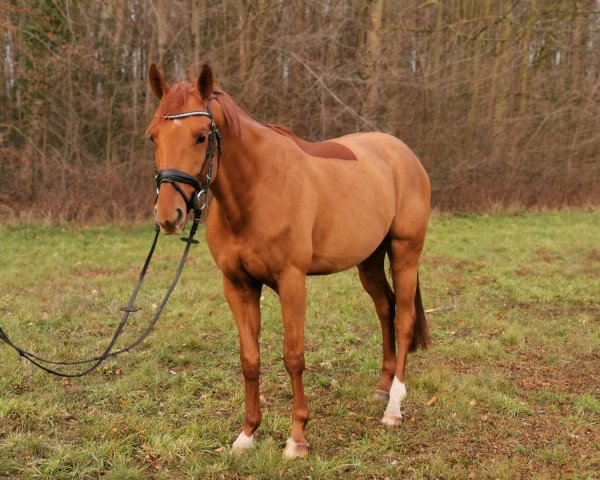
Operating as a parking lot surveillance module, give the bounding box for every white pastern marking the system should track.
[173,119,182,126]
[232,431,254,451]
[384,376,406,419]
[283,437,309,459]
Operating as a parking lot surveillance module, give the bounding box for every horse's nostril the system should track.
[175,208,183,223]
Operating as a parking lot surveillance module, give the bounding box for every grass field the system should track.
[0,211,598,479]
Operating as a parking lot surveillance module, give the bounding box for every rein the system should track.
[0,102,221,377]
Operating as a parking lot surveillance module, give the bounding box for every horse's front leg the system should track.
[278,268,310,458]
[223,275,263,452]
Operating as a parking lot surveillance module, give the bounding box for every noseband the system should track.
[155,100,222,219]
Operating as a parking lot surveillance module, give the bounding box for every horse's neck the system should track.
[210,120,271,225]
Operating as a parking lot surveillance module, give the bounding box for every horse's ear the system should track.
[149,63,169,99]
[197,64,214,100]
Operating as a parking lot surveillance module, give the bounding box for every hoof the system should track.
[282,438,309,459]
[372,389,390,401]
[231,432,254,454]
[381,413,403,426]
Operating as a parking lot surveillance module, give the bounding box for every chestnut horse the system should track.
[147,64,430,458]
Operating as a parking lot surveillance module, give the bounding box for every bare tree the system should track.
[0,0,598,220]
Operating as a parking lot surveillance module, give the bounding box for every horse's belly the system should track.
[308,251,375,275]
[308,214,390,274]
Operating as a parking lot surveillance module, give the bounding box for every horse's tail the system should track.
[409,273,430,352]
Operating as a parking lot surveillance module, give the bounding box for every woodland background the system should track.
[0,0,599,221]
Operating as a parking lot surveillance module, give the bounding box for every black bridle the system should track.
[0,100,221,377]
[155,101,222,222]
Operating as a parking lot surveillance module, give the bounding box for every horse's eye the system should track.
[196,134,206,144]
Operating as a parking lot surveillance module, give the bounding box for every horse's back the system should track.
[332,132,426,178]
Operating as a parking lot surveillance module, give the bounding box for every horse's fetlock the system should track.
[382,359,396,376]
[294,406,310,426]
[246,411,262,432]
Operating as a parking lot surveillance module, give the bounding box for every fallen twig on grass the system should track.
[425,297,458,314]
[425,305,455,314]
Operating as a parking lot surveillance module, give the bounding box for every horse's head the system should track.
[147,64,218,234]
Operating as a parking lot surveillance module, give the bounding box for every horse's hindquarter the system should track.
[308,132,427,274]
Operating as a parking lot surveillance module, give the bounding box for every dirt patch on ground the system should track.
[585,248,600,263]
[534,248,556,263]
[71,267,121,278]
[497,350,600,397]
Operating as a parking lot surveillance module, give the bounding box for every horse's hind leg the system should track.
[382,234,428,426]
[357,240,396,399]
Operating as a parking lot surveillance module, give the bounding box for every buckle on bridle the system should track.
[195,189,208,210]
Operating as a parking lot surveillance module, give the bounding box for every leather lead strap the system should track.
[0,102,221,377]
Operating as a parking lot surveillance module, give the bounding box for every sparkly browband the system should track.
[163,111,212,120]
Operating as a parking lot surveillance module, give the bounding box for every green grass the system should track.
[1,211,599,479]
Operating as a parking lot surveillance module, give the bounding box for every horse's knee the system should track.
[283,351,305,375]
[240,355,260,380]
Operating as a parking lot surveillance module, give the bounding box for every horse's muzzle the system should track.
[155,206,185,234]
